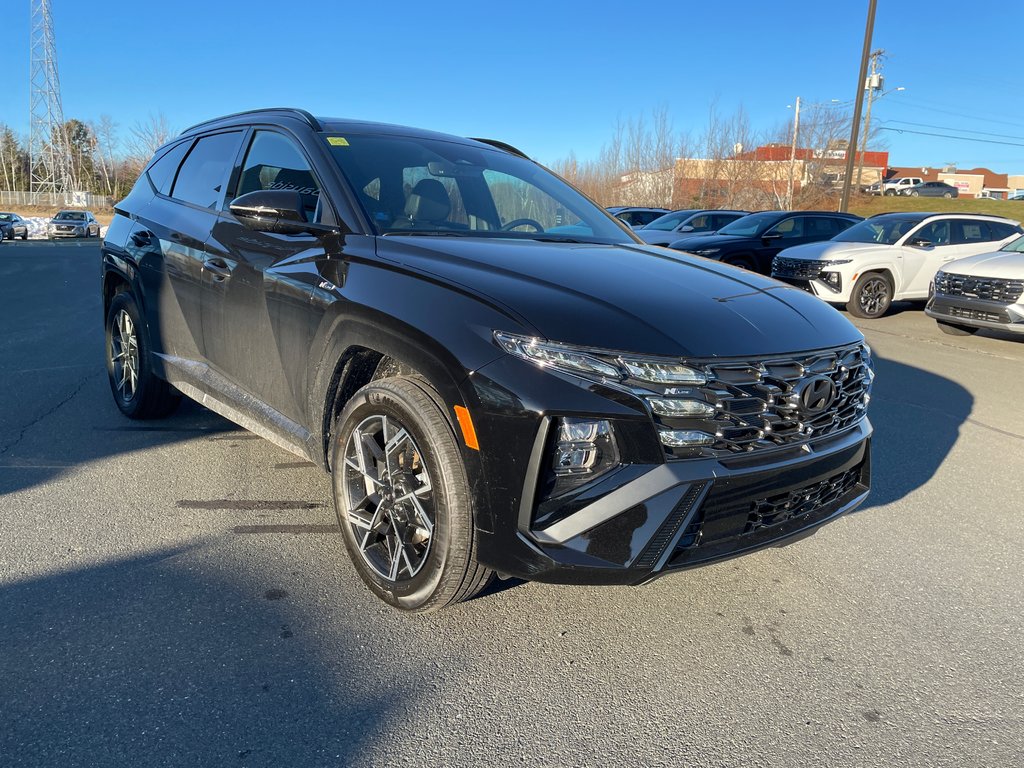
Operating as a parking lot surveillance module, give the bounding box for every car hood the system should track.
[377,236,862,358]
[669,233,751,252]
[942,249,1024,279]
[639,230,707,246]
[776,241,888,261]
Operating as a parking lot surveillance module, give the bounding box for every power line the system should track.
[884,97,1024,131]
[879,120,1024,142]
[877,126,1024,148]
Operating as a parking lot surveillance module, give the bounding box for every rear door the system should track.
[130,131,244,367]
[201,128,333,424]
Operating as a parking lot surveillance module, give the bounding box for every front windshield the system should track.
[833,217,920,245]
[643,210,698,231]
[56,212,86,221]
[1001,235,1024,252]
[324,133,633,243]
[716,212,780,237]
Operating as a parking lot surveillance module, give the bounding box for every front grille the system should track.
[746,468,860,533]
[946,305,1009,324]
[772,257,824,280]
[650,343,872,459]
[935,272,1024,305]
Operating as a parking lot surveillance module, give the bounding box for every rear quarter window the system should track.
[146,140,192,196]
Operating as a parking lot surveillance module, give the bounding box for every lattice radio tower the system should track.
[29,0,71,196]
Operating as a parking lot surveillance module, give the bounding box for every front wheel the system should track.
[847,272,893,319]
[723,255,756,271]
[331,376,493,612]
[105,291,180,418]
[21,231,28,240]
[937,320,978,336]
[885,189,896,196]
[910,191,920,197]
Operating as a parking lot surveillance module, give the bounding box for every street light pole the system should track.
[787,96,801,209]
[838,0,878,213]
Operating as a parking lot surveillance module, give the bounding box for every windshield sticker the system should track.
[327,137,349,146]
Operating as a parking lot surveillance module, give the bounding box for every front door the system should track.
[201,129,332,425]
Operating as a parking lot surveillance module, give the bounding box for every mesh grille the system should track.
[745,468,861,533]
[652,343,872,458]
[772,257,825,280]
[935,273,1024,305]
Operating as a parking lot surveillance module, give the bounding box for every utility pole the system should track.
[855,49,884,192]
[839,0,877,213]
[787,96,801,209]
[29,0,72,199]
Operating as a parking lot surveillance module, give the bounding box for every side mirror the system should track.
[677,225,695,233]
[230,189,318,235]
[761,232,783,240]
[908,237,932,248]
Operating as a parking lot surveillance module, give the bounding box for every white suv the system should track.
[925,235,1024,336]
[771,213,1023,318]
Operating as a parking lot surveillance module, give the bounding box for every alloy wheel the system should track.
[110,309,139,401]
[340,414,434,582]
[859,277,890,317]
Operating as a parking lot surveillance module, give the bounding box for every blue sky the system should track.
[2,0,1022,172]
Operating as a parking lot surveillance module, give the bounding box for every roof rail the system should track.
[469,137,529,159]
[180,108,322,136]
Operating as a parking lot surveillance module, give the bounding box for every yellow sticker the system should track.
[327,136,349,146]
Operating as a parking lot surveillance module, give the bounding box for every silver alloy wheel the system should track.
[110,309,139,401]
[340,414,434,581]
[859,277,890,317]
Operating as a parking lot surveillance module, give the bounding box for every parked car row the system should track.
[0,209,101,241]
[865,177,960,198]
[624,204,1024,336]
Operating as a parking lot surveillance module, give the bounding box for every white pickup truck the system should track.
[868,176,923,196]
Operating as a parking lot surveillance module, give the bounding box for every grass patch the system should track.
[848,195,1024,220]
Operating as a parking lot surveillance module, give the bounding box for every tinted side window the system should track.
[146,140,191,196]
[989,221,1021,240]
[713,213,741,229]
[915,220,952,245]
[688,214,712,231]
[171,131,243,210]
[951,219,990,245]
[236,131,321,222]
[768,217,804,238]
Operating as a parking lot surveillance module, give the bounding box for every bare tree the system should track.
[92,115,120,196]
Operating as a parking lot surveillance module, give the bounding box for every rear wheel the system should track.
[331,376,493,612]
[847,272,893,319]
[936,320,978,336]
[105,291,180,418]
[943,192,952,199]
[723,255,756,271]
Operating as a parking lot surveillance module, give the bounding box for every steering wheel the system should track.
[500,218,544,232]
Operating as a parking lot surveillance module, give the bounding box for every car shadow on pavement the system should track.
[0,548,404,767]
[859,353,972,509]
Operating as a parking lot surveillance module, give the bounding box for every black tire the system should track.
[885,189,896,196]
[847,272,893,319]
[910,191,920,197]
[723,255,756,271]
[937,320,978,336]
[330,376,493,613]
[21,231,28,240]
[105,291,180,419]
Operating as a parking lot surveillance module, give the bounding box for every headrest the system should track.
[404,178,450,223]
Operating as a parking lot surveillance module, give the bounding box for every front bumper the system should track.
[475,411,872,586]
[926,294,1024,334]
[772,259,856,303]
[49,226,86,237]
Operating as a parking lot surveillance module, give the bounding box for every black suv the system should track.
[668,210,863,273]
[102,109,874,612]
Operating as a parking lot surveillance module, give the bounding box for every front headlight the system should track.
[691,248,721,256]
[494,331,707,386]
[816,258,853,266]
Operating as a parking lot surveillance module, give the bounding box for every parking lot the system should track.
[1,241,1022,767]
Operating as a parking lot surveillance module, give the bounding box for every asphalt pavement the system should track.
[1,241,1022,767]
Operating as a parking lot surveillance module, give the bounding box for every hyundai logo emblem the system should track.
[795,375,837,417]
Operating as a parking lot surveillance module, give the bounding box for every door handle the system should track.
[204,257,232,280]
[130,231,153,247]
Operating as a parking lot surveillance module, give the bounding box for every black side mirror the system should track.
[908,237,933,248]
[230,189,326,235]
